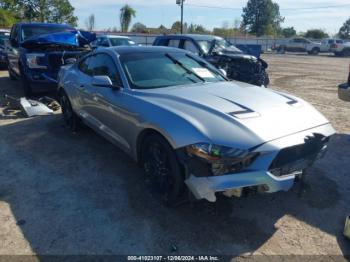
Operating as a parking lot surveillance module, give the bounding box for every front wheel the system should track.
[141,134,184,206]
[59,90,80,132]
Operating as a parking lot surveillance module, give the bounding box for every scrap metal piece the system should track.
[19,97,53,117]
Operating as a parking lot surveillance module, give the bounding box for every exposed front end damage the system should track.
[181,124,334,202]
[20,30,95,91]
[207,54,269,87]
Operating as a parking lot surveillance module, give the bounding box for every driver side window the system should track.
[88,54,123,87]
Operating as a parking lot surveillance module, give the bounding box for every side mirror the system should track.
[91,75,119,90]
[219,69,227,77]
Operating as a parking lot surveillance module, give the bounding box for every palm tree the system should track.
[120,4,136,33]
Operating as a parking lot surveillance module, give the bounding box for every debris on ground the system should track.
[4,94,54,117]
[38,96,61,111]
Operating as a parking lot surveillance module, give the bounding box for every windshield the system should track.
[197,39,242,54]
[21,25,73,42]
[109,38,135,46]
[120,52,226,89]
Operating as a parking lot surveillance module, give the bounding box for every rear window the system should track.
[21,25,73,42]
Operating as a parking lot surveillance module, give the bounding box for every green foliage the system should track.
[339,18,350,40]
[0,8,15,27]
[120,4,136,33]
[281,27,296,38]
[131,22,147,33]
[304,29,329,39]
[241,0,284,36]
[188,23,209,34]
[0,0,78,26]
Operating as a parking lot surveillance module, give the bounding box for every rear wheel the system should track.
[59,90,79,132]
[141,134,184,206]
[310,48,320,55]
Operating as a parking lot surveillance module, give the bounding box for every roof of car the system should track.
[97,34,131,39]
[157,34,223,41]
[109,46,186,55]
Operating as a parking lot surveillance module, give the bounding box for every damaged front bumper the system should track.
[184,123,335,202]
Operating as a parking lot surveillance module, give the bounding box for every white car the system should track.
[91,35,136,48]
[320,39,344,53]
[330,41,350,57]
[0,29,10,37]
[276,38,322,55]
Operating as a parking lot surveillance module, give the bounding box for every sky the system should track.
[70,0,350,35]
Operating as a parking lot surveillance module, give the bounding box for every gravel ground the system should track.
[0,53,349,259]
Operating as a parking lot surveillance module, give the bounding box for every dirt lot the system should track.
[0,53,349,259]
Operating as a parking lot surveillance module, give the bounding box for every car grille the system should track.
[269,133,330,177]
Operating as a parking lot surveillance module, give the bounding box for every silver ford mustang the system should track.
[58,46,335,205]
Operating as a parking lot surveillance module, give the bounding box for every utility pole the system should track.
[176,0,185,34]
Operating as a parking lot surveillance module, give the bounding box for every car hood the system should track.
[137,81,331,149]
[21,30,96,49]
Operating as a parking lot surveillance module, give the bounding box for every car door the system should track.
[82,53,132,151]
[7,25,20,75]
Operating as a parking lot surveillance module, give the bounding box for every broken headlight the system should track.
[185,143,259,176]
[26,53,47,69]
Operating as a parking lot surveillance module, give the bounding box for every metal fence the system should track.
[100,32,288,51]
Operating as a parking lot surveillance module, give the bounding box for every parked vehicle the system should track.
[275,38,322,55]
[0,37,9,68]
[58,46,335,206]
[91,35,136,48]
[338,64,350,102]
[0,29,10,37]
[153,34,269,87]
[7,22,95,96]
[321,38,344,53]
[330,41,350,57]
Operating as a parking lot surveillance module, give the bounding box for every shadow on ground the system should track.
[0,74,349,258]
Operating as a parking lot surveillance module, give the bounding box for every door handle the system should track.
[77,85,85,91]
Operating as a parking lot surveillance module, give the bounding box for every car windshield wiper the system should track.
[165,53,206,83]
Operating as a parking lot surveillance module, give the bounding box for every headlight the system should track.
[186,143,259,176]
[26,53,47,69]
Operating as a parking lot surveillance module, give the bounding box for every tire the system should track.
[342,49,350,57]
[19,66,32,97]
[8,65,16,81]
[59,90,80,132]
[141,134,184,206]
[310,48,320,55]
[263,70,270,87]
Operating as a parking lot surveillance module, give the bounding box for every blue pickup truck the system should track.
[7,22,95,96]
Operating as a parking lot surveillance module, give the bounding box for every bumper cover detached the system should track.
[185,123,335,202]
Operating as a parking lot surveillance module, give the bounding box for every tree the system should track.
[339,18,350,40]
[304,29,329,39]
[171,21,187,33]
[120,4,136,33]
[0,0,78,26]
[281,27,296,38]
[85,14,95,31]
[241,0,284,36]
[0,8,16,27]
[131,22,147,33]
[187,23,208,34]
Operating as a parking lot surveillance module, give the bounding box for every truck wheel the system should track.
[310,48,320,55]
[141,134,184,207]
[59,90,80,132]
[21,74,32,97]
[342,49,350,57]
[263,71,270,87]
[8,65,16,81]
